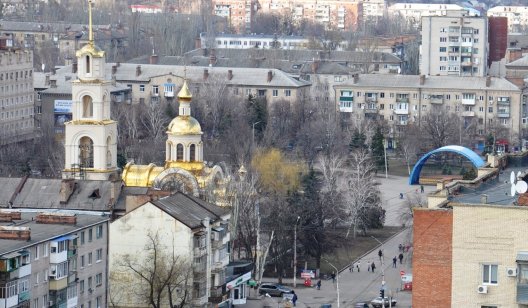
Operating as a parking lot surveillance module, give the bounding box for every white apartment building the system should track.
[420,11,488,77]
[361,0,386,19]
[388,3,468,24]
[487,6,528,33]
[0,37,35,145]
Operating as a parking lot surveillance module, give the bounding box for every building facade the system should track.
[361,0,386,19]
[420,11,488,77]
[334,74,523,146]
[0,37,35,145]
[388,3,467,24]
[213,0,257,33]
[109,193,231,308]
[488,6,528,33]
[0,211,109,308]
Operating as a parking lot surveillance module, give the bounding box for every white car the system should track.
[370,297,397,308]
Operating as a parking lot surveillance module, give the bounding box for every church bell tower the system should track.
[63,0,117,180]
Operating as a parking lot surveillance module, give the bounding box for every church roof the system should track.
[150,192,229,229]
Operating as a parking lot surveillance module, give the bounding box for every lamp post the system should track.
[371,236,386,308]
[293,216,300,287]
[322,258,339,308]
[252,121,261,148]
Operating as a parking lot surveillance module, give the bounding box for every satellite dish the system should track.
[516,181,528,194]
[518,171,522,179]
[511,184,517,197]
[510,171,516,184]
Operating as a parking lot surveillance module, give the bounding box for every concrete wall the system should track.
[412,208,453,308]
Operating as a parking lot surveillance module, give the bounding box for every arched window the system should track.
[82,95,93,118]
[86,55,91,74]
[106,137,112,167]
[79,136,94,168]
[189,144,196,162]
[176,144,184,160]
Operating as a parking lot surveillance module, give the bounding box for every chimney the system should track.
[196,37,202,50]
[136,65,141,77]
[227,70,233,80]
[353,74,359,84]
[481,194,488,204]
[0,226,30,241]
[311,59,320,73]
[0,211,21,222]
[36,213,77,224]
[149,54,158,64]
[267,70,273,82]
[112,65,117,75]
[203,69,209,80]
[72,62,78,74]
[209,49,217,66]
[508,48,522,63]
[419,74,425,85]
[486,76,491,87]
[59,179,76,204]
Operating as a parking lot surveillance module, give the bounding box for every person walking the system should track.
[316,279,321,290]
[398,243,403,252]
[420,185,424,193]
[392,256,397,268]
[331,272,336,283]
[367,260,370,272]
[378,249,383,261]
[399,253,404,264]
[356,260,361,272]
[371,262,376,273]
[292,291,298,307]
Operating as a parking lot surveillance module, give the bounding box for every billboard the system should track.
[54,100,73,113]
[54,100,73,133]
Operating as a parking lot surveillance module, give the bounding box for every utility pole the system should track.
[371,236,386,308]
[323,258,339,308]
[383,139,388,179]
[293,216,300,287]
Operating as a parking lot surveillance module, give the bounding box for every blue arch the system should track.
[409,145,485,185]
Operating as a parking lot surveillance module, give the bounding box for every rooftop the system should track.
[0,211,108,256]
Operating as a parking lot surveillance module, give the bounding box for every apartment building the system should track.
[334,74,522,145]
[0,211,109,308]
[388,3,467,24]
[0,36,35,145]
[361,0,386,19]
[421,11,489,77]
[109,192,232,308]
[213,0,257,33]
[488,6,528,33]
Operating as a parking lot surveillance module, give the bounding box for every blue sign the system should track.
[54,100,73,113]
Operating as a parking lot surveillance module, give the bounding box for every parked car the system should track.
[354,302,369,308]
[258,283,294,297]
[370,297,397,308]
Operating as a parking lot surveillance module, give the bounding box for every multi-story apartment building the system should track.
[0,210,109,308]
[420,11,489,77]
[109,192,232,307]
[388,3,468,24]
[213,0,257,33]
[360,0,386,19]
[488,6,528,33]
[334,74,522,145]
[0,36,35,145]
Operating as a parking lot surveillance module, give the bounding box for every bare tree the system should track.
[422,105,459,149]
[397,124,421,175]
[111,232,192,308]
[141,101,169,141]
[400,192,427,228]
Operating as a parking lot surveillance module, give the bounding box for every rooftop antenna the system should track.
[510,171,528,196]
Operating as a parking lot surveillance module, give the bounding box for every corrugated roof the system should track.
[517,252,528,262]
[337,74,521,91]
[506,55,528,68]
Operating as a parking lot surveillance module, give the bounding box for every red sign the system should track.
[400,270,405,277]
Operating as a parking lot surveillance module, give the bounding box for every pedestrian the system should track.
[406,244,410,252]
[399,192,403,199]
[350,263,353,272]
[378,249,383,261]
[420,185,424,193]
[316,279,321,290]
[367,260,370,272]
[398,243,403,252]
[356,260,361,272]
[292,291,298,307]
[392,256,397,268]
[399,253,404,264]
[331,272,336,283]
[371,262,376,273]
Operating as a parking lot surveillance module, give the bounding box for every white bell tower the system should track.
[63,0,117,180]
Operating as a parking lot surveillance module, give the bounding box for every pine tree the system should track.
[349,129,367,151]
[370,127,386,171]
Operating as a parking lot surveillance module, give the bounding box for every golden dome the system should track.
[167,116,202,135]
[178,80,192,101]
[76,43,105,58]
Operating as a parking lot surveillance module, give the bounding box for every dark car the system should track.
[258,283,294,297]
[370,297,397,308]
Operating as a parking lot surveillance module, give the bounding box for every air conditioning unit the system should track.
[477,285,488,294]
[507,267,518,277]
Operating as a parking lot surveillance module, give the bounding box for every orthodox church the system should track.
[62,2,225,198]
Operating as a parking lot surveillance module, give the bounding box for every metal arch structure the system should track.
[409,145,486,185]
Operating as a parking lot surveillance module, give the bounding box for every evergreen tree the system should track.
[247,94,268,143]
[370,127,386,171]
[349,129,367,151]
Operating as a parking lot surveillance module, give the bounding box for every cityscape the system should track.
[1,0,528,307]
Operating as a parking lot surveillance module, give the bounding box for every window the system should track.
[80,280,85,293]
[81,255,85,268]
[81,231,85,244]
[85,56,91,74]
[488,107,493,113]
[440,37,447,42]
[257,90,266,97]
[389,104,394,110]
[33,298,38,308]
[380,104,384,110]
[82,95,93,118]
[272,89,278,97]
[96,225,103,239]
[43,270,48,281]
[96,273,102,286]
[284,90,291,97]
[96,249,103,262]
[176,144,183,160]
[440,66,446,71]
[88,252,93,265]
[88,229,93,242]
[139,85,145,92]
[482,264,498,285]
[190,144,196,162]
[500,119,508,125]
[389,115,394,121]
[439,47,447,52]
[479,107,484,112]
[380,93,385,98]
[43,243,48,257]
[34,245,39,260]
[88,277,93,288]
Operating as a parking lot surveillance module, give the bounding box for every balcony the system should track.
[394,108,409,115]
[397,120,408,125]
[461,111,475,117]
[18,290,30,302]
[498,112,510,118]
[193,246,207,257]
[49,277,68,291]
[50,251,67,264]
[339,101,353,113]
[462,98,476,105]
[460,61,472,66]
[67,249,77,259]
[364,107,378,114]
[193,263,206,274]
[498,97,511,104]
[18,264,31,278]
[430,96,444,104]
[461,41,473,47]
[164,91,174,98]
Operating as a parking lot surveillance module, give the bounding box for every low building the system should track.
[333,74,523,147]
[109,192,231,308]
[0,210,109,308]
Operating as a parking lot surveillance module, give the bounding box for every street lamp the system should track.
[322,258,340,308]
[371,236,386,308]
[293,216,300,288]
[252,121,261,148]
